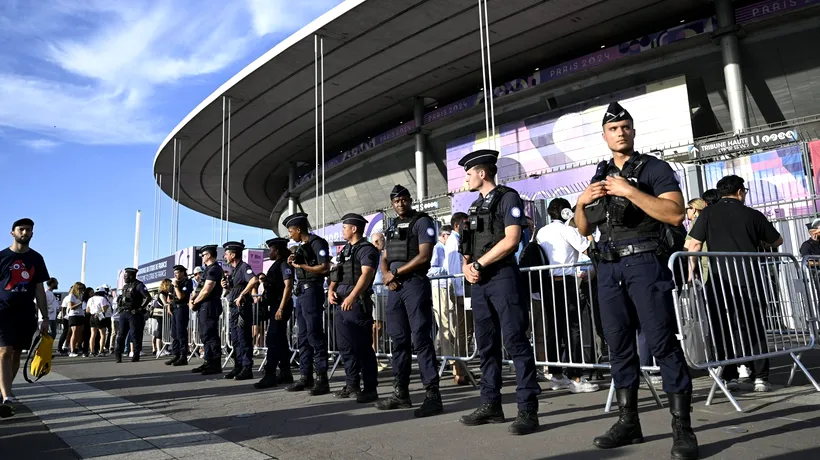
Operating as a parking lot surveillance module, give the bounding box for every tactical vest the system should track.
[337,241,376,286]
[173,279,191,307]
[466,186,518,265]
[294,234,325,282]
[229,261,253,302]
[264,260,287,306]
[120,281,145,312]
[385,211,430,266]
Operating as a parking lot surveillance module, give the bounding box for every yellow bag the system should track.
[24,332,54,383]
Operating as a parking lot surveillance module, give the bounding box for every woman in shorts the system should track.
[86,286,111,357]
[63,282,86,357]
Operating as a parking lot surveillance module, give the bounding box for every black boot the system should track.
[460,403,505,426]
[201,360,223,375]
[115,353,122,364]
[254,368,279,389]
[356,389,379,404]
[173,357,188,366]
[286,374,314,392]
[131,354,140,363]
[224,367,241,380]
[334,385,361,399]
[234,366,254,381]
[414,384,443,418]
[277,368,294,384]
[669,393,699,460]
[593,388,644,449]
[191,362,207,373]
[375,381,412,410]
[309,372,331,396]
[508,409,539,436]
[165,355,179,366]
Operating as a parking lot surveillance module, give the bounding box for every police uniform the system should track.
[166,265,193,366]
[585,102,697,459]
[223,241,257,381]
[115,268,151,363]
[376,185,443,417]
[456,150,541,436]
[282,212,331,395]
[254,238,296,389]
[191,245,225,375]
[329,214,380,403]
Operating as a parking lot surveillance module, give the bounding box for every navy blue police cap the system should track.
[199,244,218,255]
[222,241,245,252]
[124,267,138,274]
[390,185,411,200]
[11,218,34,230]
[282,212,310,229]
[266,237,289,247]
[602,101,633,125]
[341,213,368,228]
[172,265,187,272]
[458,149,499,171]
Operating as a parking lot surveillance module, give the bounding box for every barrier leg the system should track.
[258,356,267,373]
[707,367,743,412]
[604,379,616,413]
[641,371,664,408]
[438,359,447,378]
[155,343,170,360]
[787,356,798,388]
[706,366,721,406]
[289,349,298,364]
[790,352,820,391]
[328,353,342,379]
[222,348,235,369]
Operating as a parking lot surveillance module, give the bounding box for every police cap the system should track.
[266,237,289,248]
[602,101,633,126]
[282,212,310,229]
[457,149,499,171]
[172,265,187,272]
[341,213,368,229]
[390,185,411,200]
[124,267,138,274]
[199,244,218,256]
[11,218,34,230]
[222,241,245,252]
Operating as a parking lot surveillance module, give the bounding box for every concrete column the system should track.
[715,0,749,133]
[414,97,427,201]
[288,162,297,216]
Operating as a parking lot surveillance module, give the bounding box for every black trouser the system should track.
[544,276,583,379]
[116,311,145,356]
[58,318,70,351]
[82,313,92,354]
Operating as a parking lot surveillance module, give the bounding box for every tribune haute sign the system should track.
[690,128,799,158]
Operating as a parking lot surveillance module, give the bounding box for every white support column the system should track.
[414,97,427,201]
[288,162,297,216]
[715,0,749,133]
[226,98,232,241]
[220,96,226,244]
[80,241,87,284]
[134,210,141,268]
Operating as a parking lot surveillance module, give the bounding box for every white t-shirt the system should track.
[87,296,111,318]
[47,290,59,320]
[535,221,590,276]
[63,294,85,317]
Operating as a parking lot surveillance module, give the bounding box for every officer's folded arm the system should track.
[476,224,522,267]
[394,243,433,277]
[192,280,216,306]
[296,262,330,275]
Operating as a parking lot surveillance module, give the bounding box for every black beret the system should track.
[266,237,289,247]
[222,241,245,252]
[11,218,34,230]
[602,101,633,125]
[172,265,187,272]
[457,149,499,171]
[390,185,411,199]
[341,213,368,228]
[282,212,310,228]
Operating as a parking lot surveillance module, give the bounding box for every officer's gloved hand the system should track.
[238,315,246,329]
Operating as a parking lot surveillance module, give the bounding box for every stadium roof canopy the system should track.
[154,0,713,229]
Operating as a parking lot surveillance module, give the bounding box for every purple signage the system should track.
[736,0,820,23]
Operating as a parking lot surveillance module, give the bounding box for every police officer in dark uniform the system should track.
[377,185,443,418]
[165,265,193,366]
[327,213,380,404]
[456,150,541,435]
[115,268,151,363]
[189,245,225,376]
[575,102,698,460]
[254,237,296,389]
[222,241,259,381]
[282,213,331,396]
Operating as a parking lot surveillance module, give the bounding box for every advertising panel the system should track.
[137,255,175,285]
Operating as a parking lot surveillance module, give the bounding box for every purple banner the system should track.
[736,0,820,23]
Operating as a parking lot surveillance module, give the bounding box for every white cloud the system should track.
[0,0,343,146]
[19,138,61,151]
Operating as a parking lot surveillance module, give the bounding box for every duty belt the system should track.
[297,281,324,290]
[600,241,659,262]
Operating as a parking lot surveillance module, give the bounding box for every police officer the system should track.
[327,213,380,404]
[377,185,443,417]
[282,213,331,396]
[189,245,225,376]
[575,102,698,459]
[254,237,296,389]
[165,265,193,367]
[455,150,541,435]
[221,241,259,381]
[115,268,152,363]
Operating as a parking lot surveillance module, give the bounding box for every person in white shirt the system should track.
[40,278,59,339]
[534,198,599,393]
[63,282,86,357]
[370,232,388,369]
[86,287,111,356]
[444,213,472,384]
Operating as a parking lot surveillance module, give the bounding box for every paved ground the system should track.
[3,351,820,459]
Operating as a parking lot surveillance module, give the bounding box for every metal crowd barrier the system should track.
[669,251,820,412]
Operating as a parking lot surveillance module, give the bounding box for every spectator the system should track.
[63,282,86,357]
[370,232,387,368]
[254,273,267,354]
[701,188,720,206]
[81,287,94,357]
[684,198,709,284]
[86,286,111,356]
[686,174,782,392]
[109,288,120,353]
[799,218,820,257]
[44,278,59,338]
[444,212,472,384]
[153,279,172,356]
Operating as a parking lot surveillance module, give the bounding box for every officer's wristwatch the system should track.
[472,261,483,272]
[391,268,399,278]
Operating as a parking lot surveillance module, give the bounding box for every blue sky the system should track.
[0,0,343,289]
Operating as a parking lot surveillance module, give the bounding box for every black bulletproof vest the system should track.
[385,211,429,267]
[264,259,287,305]
[294,234,325,282]
[598,153,664,243]
[173,279,192,306]
[120,281,145,311]
[338,241,376,286]
[468,185,517,265]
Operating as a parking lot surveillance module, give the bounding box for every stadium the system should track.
[151,0,820,263]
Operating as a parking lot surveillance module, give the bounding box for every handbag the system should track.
[24,332,54,383]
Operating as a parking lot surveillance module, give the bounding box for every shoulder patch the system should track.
[284,268,292,275]
[426,227,435,237]
[318,249,327,257]
[511,207,522,218]
[246,269,253,275]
